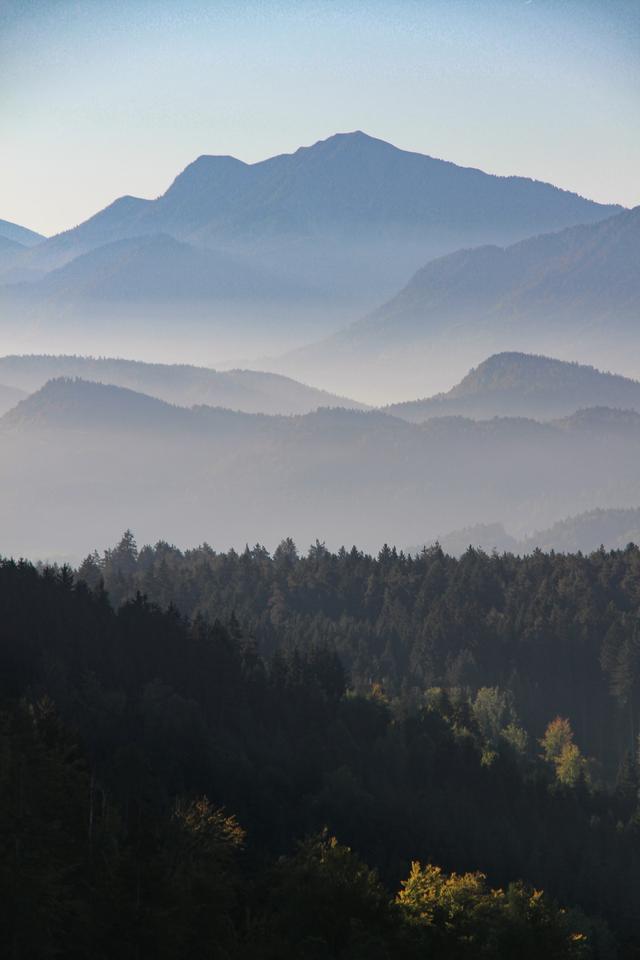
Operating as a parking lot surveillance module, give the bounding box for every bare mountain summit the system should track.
[2,132,620,311]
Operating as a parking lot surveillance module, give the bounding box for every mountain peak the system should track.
[294,129,406,160]
[311,130,387,147]
[0,377,187,433]
[452,353,639,399]
[13,132,624,317]
[384,352,640,423]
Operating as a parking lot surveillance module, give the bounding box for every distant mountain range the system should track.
[386,352,640,421]
[0,132,622,363]
[7,234,303,306]
[282,205,640,398]
[8,133,618,278]
[0,355,364,416]
[432,507,640,557]
[2,376,639,559]
[8,350,638,422]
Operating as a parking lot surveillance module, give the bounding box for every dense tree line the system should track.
[79,534,640,777]
[1,554,639,956]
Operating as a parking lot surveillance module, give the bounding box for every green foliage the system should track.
[161,798,245,957]
[472,686,528,762]
[82,535,640,783]
[251,833,396,959]
[0,699,93,958]
[0,553,639,956]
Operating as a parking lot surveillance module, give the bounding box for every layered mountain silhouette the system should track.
[0,354,363,415]
[1,133,621,333]
[284,205,640,398]
[5,234,303,306]
[386,352,640,421]
[433,507,640,557]
[363,205,639,339]
[0,218,45,247]
[2,376,639,558]
[0,235,29,274]
[0,218,46,275]
[0,377,196,433]
[523,508,640,553]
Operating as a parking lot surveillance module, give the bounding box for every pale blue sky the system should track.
[1,0,638,236]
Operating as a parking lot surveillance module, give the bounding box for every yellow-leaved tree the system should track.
[397,861,593,958]
[540,716,590,787]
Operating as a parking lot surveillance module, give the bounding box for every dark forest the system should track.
[2,537,639,957]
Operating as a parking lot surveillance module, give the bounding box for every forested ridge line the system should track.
[1,551,639,957]
[79,534,640,778]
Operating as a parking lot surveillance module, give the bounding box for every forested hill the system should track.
[0,354,363,415]
[80,535,640,781]
[1,551,638,957]
[386,353,640,422]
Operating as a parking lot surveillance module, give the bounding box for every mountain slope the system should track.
[386,353,640,422]
[0,377,194,433]
[0,218,45,247]
[0,383,26,417]
[6,233,299,304]
[0,235,28,273]
[283,206,640,399]
[362,205,640,340]
[0,355,365,415]
[523,508,640,553]
[0,377,275,442]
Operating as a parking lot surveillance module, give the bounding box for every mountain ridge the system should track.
[0,354,365,416]
[386,352,640,421]
[281,206,640,399]
[5,373,639,440]
[0,218,45,247]
[3,132,621,307]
